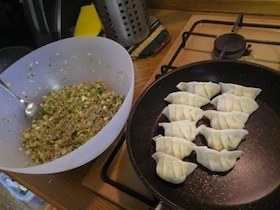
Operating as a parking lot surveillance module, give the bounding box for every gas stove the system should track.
[157,13,280,77]
[82,13,280,209]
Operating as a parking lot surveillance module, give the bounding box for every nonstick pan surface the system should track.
[126,60,280,209]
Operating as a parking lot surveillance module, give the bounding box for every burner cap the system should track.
[213,33,246,59]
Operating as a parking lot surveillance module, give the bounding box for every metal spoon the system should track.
[0,79,41,118]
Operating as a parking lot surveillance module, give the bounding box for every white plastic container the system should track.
[0,173,45,204]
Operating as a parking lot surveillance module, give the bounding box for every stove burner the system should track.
[156,14,280,78]
[213,33,246,59]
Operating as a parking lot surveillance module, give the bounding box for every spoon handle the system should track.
[0,79,26,105]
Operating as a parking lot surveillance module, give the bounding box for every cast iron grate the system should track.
[156,13,280,79]
[101,134,158,208]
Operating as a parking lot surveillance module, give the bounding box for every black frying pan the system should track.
[126,60,280,209]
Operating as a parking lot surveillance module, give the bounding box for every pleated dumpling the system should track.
[219,82,262,99]
[158,120,198,141]
[194,146,242,172]
[162,104,204,122]
[203,110,249,130]
[197,125,248,151]
[211,93,259,115]
[176,81,221,99]
[164,91,210,107]
[152,152,198,184]
[152,135,197,159]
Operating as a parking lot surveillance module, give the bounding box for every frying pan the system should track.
[126,60,280,209]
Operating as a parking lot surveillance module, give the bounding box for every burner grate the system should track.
[156,13,280,78]
[101,134,158,207]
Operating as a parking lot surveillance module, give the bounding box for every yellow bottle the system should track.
[74,4,102,37]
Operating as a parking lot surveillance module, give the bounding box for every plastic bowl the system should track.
[0,36,134,174]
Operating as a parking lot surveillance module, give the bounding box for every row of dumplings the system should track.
[152,81,262,184]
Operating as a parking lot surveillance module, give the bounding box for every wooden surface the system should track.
[2,9,195,210]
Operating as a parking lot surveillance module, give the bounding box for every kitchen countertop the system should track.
[2,9,196,210]
[2,9,278,210]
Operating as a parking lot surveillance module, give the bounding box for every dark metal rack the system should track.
[157,13,280,78]
[101,134,158,207]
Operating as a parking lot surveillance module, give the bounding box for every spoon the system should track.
[0,79,41,118]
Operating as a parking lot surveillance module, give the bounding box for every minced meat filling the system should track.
[22,81,124,164]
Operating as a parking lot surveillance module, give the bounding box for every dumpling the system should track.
[197,125,248,151]
[164,91,210,107]
[158,120,198,141]
[152,152,198,184]
[162,104,204,122]
[194,146,242,172]
[210,93,259,115]
[152,135,197,159]
[219,82,262,99]
[203,110,249,130]
[176,81,221,99]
